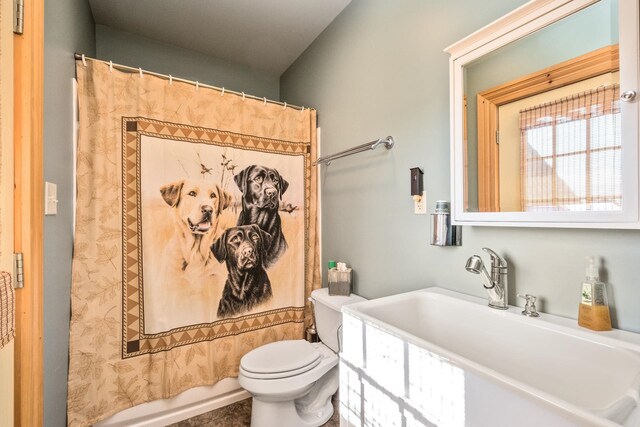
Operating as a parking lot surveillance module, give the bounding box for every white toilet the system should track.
[238,288,365,427]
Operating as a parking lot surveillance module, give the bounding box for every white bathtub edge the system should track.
[95,378,250,427]
[153,388,250,427]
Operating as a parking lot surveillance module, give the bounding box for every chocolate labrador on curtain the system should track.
[234,165,289,268]
[211,224,273,318]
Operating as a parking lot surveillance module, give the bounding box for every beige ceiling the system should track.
[89,0,352,76]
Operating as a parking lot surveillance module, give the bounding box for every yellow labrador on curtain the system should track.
[158,179,233,277]
[143,179,233,331]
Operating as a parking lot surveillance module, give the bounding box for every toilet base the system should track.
[250,396,334,427]
[248,366,339,427]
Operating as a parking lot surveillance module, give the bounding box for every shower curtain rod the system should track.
[313,136,395,166]
[73,53,310,112]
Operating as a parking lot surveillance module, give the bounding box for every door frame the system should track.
[14,0,45,424]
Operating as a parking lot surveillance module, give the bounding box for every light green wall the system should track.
[96,25,280,100]
[464,0,619,209]
[281,0,640,333]
[44,0,95,425]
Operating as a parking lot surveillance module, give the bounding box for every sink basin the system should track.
[341,287,640,426]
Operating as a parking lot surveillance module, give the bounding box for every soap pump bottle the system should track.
[578,256,611,331]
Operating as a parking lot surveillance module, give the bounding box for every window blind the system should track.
[519,84,621,212]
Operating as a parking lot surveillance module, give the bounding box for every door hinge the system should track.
[14,253,24,289]
[14,0,24,35]
[496,130,500,145]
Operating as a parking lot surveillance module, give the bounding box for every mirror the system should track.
[446,0,639,227]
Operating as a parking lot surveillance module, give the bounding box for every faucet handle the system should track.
[482,247,507,267]
[517,294,540,317]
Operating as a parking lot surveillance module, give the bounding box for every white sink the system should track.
[341,287,640,426]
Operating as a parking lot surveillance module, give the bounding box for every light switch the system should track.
[45,182,58,215]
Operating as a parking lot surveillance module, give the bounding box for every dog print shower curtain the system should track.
[67,61,320,426]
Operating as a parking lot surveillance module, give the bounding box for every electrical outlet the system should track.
[414,191,427,214]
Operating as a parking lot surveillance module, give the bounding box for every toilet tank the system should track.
[310,288,365,352]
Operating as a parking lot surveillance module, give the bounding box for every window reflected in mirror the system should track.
[463,0,620,213]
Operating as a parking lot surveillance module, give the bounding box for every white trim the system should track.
[446,0,640,228]
[317,127,323,284]
[72,78,78,239]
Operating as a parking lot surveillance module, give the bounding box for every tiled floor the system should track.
[170,394,340,427]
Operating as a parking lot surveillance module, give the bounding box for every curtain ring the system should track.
[221,87,225,96]
[242,92,246,101]
[283,102,287,111]
[81,54,87,66]
[263,97,267,106]
[169,75,173,85]
[196,81,199,91]
[139,67,143,78]
[109,60,113,72]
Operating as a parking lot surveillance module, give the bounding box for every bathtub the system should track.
[94,378,249,426]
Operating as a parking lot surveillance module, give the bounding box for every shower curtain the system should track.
[67,60,319,426]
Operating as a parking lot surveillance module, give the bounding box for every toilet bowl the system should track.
[238,289,365,427]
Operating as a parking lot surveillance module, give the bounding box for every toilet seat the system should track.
[240,340,321,379]
[239,342,339,400]
[241,357,322,380]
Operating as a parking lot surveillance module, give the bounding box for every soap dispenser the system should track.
[578,256,611,331]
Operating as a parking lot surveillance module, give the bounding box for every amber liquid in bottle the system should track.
[578,281,611,331]
[578,303,611,331]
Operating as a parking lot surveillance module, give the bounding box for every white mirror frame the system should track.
[445,0,640,228]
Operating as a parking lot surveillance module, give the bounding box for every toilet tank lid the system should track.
[310,288,366,312]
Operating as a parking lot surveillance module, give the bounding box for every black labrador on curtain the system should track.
[234,165,289,268]
[211,224,273,318]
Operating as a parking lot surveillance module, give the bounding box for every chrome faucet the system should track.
[465,248,508,310]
